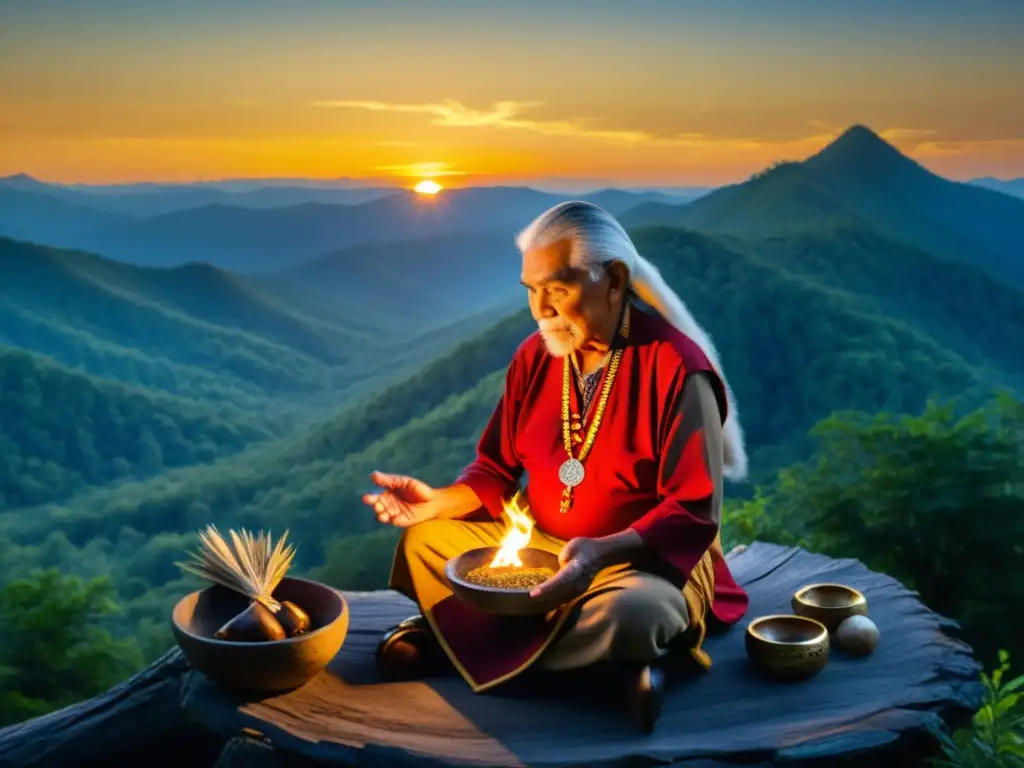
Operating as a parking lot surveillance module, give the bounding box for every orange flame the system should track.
[489,492,534,568]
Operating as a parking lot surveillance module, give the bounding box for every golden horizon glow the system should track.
[2,5,1021,185]
[3,118,1022,187]
[413,179,442,195]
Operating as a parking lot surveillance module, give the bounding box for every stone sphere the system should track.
[836,614,879,656]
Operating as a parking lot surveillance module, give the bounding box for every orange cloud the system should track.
[312,98,653,144]
[879,128,939,141]
[374,161,465,178]
[912,137,1024,157]
[312,98,862,162]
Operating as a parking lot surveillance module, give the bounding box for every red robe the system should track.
[430,305,749,690]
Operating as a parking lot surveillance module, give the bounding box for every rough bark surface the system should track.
[0,543,984,767]
[0,647,223,768]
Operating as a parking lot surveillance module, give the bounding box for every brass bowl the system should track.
[446,547,562,616]
[745,614,830,680]
[792,583,868,633]
[171,576,349,694]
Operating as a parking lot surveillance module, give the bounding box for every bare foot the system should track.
[726,544,748,558]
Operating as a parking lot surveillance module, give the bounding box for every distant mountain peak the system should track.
[821,124,898,157]
[805,123,931,183]
[836,123,884,141]
[0,173,49,190]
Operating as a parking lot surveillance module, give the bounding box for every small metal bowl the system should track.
[792,583,868,633]
[445,546,562,616]
[745,614,830,681]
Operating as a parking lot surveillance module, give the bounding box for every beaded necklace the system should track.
[557,303,630,514]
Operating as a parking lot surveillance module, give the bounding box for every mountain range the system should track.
[970,176,1024,198]
[0,172,400,215]
[621,125,1024,286]
[0,123,1022,658]
[4,125,1020,286]
[277,232,523,331]
[0,178,687,272]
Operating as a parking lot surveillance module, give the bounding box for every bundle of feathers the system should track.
[177,525,311,642]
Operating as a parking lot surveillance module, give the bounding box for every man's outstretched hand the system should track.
[362,471,439,528]
[529,537,604,602]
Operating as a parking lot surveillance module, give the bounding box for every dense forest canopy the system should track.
[0,345,276,508]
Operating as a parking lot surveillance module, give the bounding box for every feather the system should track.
[175,524,298,612]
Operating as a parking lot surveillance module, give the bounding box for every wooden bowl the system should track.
[791,583,868,632]
[171,576,349,694]
[445,547,562,616]
[745,614,830,680]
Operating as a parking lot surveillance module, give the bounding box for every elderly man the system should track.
[363,201,749,732]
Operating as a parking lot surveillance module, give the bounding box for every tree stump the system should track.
[0,542,985,767]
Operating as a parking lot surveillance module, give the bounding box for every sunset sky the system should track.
[1,0,1022,187]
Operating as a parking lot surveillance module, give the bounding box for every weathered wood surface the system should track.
[0,647,222,768]
[180,542,984,767]
[213,734,297,767]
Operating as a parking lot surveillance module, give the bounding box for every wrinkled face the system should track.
[520,239,623,357]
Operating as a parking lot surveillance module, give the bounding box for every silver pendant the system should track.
[558,458,585,488]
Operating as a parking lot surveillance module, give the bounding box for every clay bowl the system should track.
[791,583,868,633]
[745,614,830,681]
[446,547,562,616]
[171,576,349,694]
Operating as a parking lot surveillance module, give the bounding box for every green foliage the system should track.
[0,237,348,396]
[310,528,402,591]
[724,393,1024,664]
[299,310,535,465]
[623,164,865,238]
[0,237,509,512]
[631,226,1011,484]
[0,569,143,726]
[931,651,1024,768]
[0,298,275,406]
[744,227,1024,387]
[723,395,1024,763]
[0,345,278,507]
[0,236,509,408]
[748,160,801,181]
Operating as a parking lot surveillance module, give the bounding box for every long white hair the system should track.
[516,200,748,482]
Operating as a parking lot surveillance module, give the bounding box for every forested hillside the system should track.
[0,346,276,508]
[278,232,523,333]
[3,217,1021,668]
[622,126,1024,286]
[0,236,508,510]
[733,227,1024,382]
[0,237,387,393]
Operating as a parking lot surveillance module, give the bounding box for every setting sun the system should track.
[414,180,442,195]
